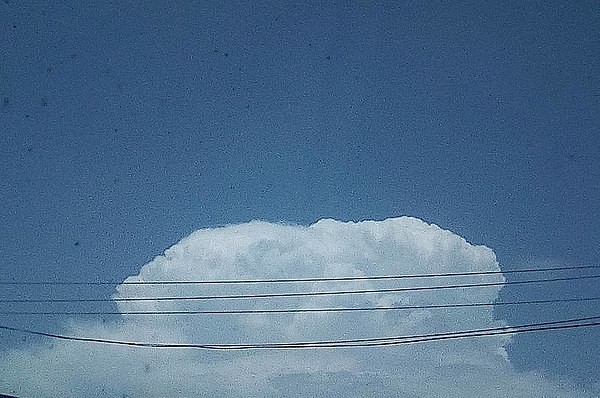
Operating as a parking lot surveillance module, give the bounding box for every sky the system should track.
[0,0,599,396]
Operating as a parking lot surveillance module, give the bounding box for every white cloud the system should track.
[0,217,596,397]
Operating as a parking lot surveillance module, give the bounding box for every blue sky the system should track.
[1,0,599,396]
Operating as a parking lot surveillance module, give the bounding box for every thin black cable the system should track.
[1,274,598,303]
[290,320,600,349]
[1,265,596,286]
[0,315,598,350]
[235,315,600,348]
[2,296,599,316]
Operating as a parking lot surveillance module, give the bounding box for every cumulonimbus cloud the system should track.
[0,217,594,397]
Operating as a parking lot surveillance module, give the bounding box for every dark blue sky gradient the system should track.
[1,0,599,388]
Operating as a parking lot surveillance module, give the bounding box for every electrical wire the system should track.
[1,265,596,285]
[0,315,598,350]
[241,315,600,348]
[1,296,599,316]
[1,274,598,303]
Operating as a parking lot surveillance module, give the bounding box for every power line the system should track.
[285,318,600,349]
[1,265,596,286]
[2,274,598,303]
[2,296,599,316]
[0,315,599,350]
[241,315,600,349]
